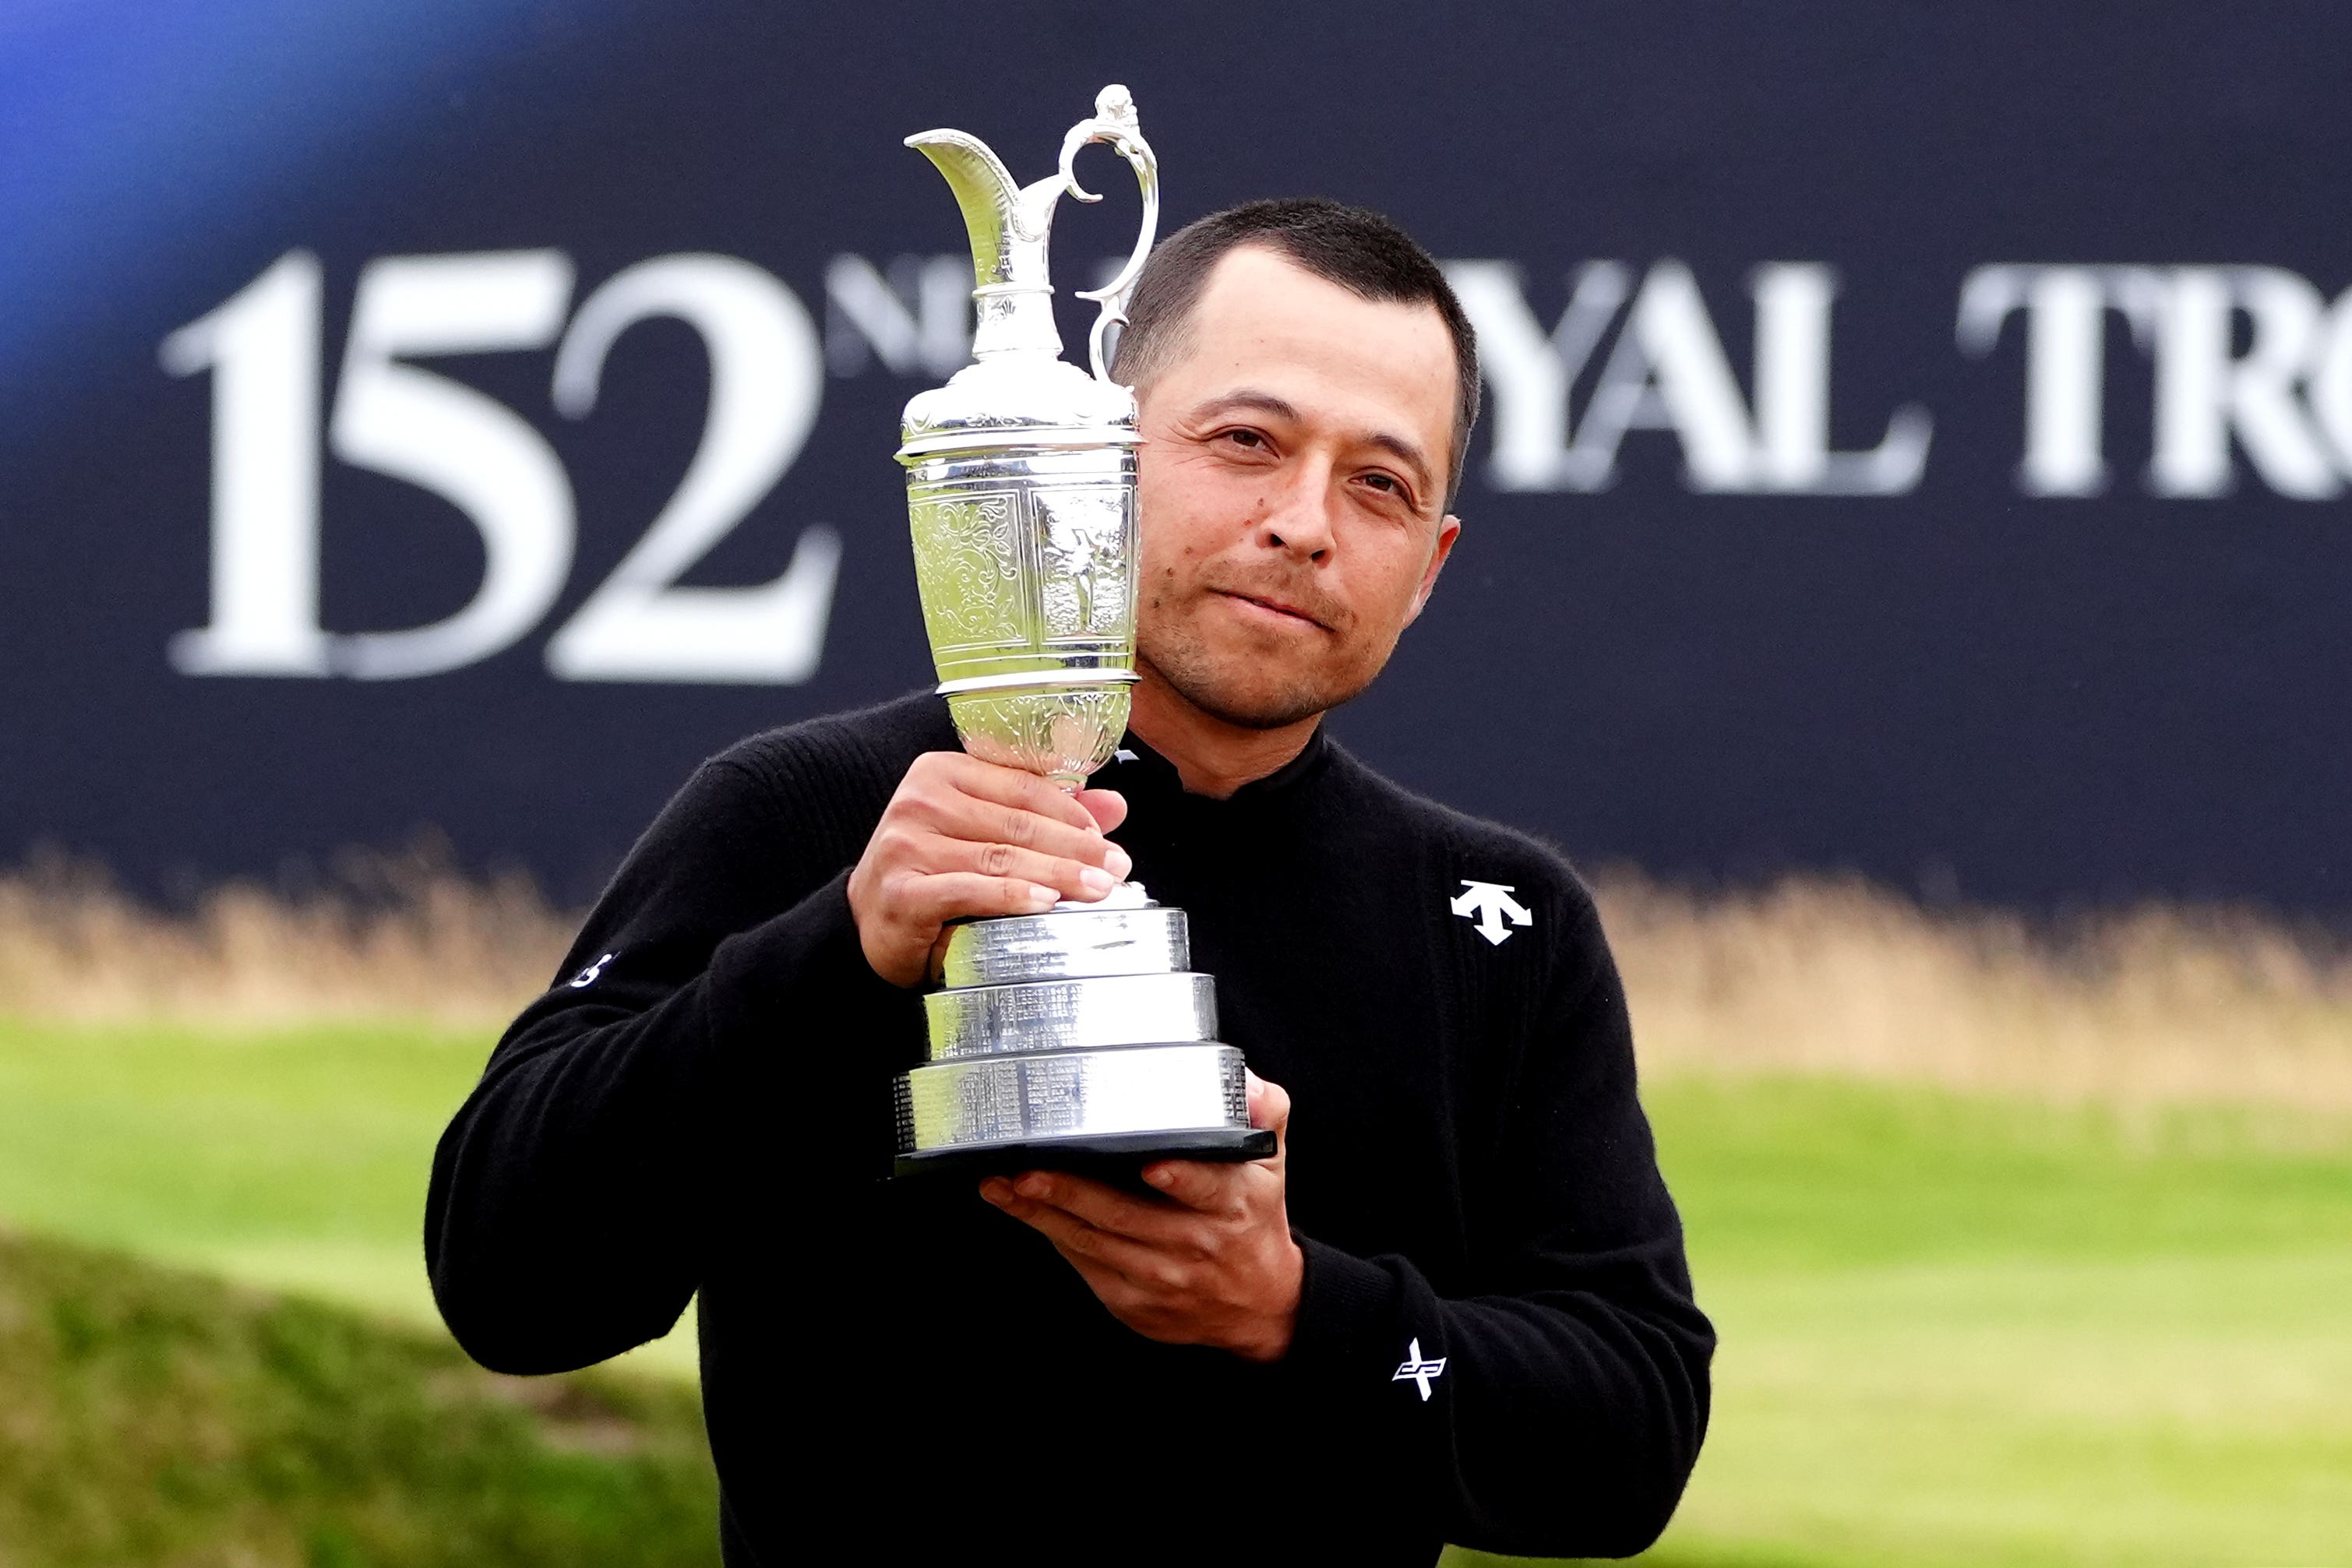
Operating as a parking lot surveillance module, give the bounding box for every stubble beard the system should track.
[1137,611,1376,731]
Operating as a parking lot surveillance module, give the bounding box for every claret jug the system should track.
[890,87,1271,1175]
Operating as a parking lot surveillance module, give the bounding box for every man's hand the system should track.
[848,752,1130,987]
[979,1073,1302,1362]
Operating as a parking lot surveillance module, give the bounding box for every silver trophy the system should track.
[890,86,1272,1176]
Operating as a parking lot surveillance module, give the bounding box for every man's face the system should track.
[1131,246,1462,730]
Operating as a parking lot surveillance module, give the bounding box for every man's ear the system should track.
[1403,514,1462,627]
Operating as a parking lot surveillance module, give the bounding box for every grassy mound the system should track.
[0,1230,718,1568]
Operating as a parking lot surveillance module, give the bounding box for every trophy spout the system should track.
[903,132,1022,290]
[904,132,1069,361]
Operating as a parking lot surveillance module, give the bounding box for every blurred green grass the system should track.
[0,1019,700,1378]
[1565,1082,2352,1568]
[2,1019,2349,1566]
[0,1229,718,1568]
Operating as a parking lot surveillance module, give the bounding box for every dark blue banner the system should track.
[5,2,2347,911]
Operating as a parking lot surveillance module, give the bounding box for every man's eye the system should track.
[1221,428,1265,449]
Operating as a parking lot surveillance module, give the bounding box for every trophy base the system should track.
[893,1041,1255,1177]
[891,1125,1277,1180]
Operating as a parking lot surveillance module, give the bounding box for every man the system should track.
[427,199,1712,1566]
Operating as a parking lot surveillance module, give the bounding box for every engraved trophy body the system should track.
[890,86,1275,1176]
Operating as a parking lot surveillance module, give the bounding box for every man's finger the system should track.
[944,755,1107,833]
[925,793,1131,880]
[1007,1170,1192,1243]
[1139,1158,1247,1214]
[980,1180,1168,1278]
[940,840,1121,904]
[899,872,1059,925]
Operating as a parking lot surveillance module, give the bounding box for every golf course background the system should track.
[2,867,2346,1566]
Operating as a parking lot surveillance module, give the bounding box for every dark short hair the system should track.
[1110,198,1480,509]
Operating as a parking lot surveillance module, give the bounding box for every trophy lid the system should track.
[897,86,1159,463]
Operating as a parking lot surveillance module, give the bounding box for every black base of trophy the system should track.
[893,1126,1276,1181]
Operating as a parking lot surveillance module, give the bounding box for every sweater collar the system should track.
[1100,721,1333,808]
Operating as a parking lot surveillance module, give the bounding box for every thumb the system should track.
[1074,787,1127,835]
[1246,1069,1292,1150]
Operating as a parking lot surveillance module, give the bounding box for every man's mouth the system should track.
[1212,589,1329,631]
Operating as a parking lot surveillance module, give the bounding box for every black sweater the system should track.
[425,692,1712,1566]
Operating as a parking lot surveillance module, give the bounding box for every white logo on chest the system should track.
[1451,880,1532,946]
[568,952,615,988]
[1393,1337,1448,1401]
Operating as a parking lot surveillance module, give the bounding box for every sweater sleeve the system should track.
[423,755,910,1376]
[1279,894,1714,1559]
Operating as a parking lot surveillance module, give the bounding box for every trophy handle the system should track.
[1059,85,1160,385]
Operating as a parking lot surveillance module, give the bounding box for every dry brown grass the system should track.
[4,854,2349,1111]
[1599,872,2352,1112]
[0,851,573,1027]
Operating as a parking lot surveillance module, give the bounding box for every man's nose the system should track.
[1253,460,1336,561]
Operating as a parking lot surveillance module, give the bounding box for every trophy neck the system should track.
[971,276,1063,362]
[969,177,1072,361]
